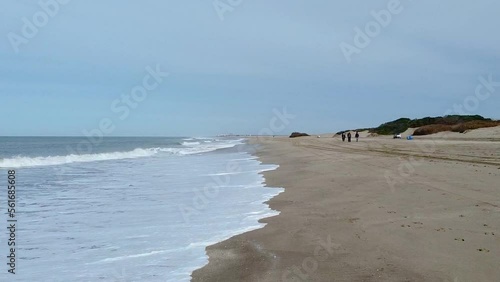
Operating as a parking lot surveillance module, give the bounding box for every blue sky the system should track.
[1,0,500,136]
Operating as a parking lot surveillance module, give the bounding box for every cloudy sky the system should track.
[1,0,499,136]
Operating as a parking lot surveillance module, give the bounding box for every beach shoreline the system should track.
[192,134,500,281]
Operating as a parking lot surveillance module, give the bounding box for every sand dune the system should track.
[415,125,500,140]
[324,125,500,141]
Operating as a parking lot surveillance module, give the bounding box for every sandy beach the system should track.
[192,130,500,281]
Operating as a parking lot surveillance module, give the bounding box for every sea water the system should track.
[0,137,283,281]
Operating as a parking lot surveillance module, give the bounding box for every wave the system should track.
[0,140,244,168]
[92,249,173,264]
[182,141,201,146]
[160,142,242,156]
[0,148,158,168]
[180,138,215,145]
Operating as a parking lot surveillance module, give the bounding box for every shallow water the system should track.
[0,137,283,281]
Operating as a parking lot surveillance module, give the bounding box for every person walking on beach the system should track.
[355,131,360,142]
[341,132,346,142]
[347,132,352,142]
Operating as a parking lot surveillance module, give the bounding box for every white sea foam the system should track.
[91,249,174,264]
[159,142,242,156]
[182,141,201,146]
[0,137,284,282]
[0,148,157,168]
[0,140,243,168]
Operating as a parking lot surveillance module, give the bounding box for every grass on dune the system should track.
[413,120,500,135]
[451,120,500,133]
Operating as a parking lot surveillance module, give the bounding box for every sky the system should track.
[1,0,500,136]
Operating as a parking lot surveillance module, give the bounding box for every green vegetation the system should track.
[370,115,493,135]
[369,118,411,135]
[338,115,497,136]
[413,120,500,135]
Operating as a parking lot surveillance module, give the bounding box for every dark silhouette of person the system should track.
[341,132,346,142]
[355,131,360,142]
[347,132,352,142]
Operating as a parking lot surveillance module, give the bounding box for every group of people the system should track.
[341,131,359,142]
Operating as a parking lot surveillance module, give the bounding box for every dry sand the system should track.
[192,129,500,282]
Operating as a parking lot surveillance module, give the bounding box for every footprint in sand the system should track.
[348,218,360,223]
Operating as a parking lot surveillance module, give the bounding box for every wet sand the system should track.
[192,134,500,281]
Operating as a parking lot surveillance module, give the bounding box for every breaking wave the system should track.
[0,140,244,168]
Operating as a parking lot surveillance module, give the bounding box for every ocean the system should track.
[0,137,283,281]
